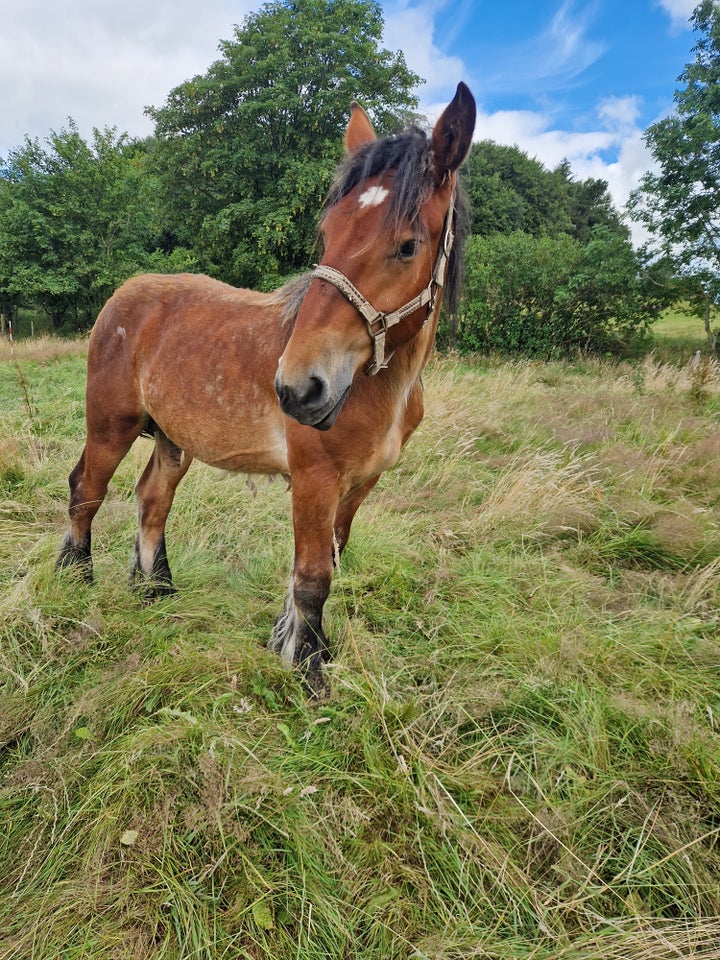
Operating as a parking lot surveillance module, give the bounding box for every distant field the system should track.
[654,305,708,339]
[1,341,720,959]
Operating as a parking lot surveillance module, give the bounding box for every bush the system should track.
[445,228,665,357]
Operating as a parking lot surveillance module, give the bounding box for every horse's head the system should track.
[275,82,476,430]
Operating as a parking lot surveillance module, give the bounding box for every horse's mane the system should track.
[273,272,314,326]
[273,126,469,324]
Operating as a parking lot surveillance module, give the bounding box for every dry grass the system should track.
[0,335,88,364]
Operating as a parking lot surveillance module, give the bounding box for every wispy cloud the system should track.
[473,0,606,96]
[545,0,606,79]
[655,0,697,28]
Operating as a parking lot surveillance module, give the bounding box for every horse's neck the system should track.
[391,307,440,387]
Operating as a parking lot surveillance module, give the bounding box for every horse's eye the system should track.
[396,239,420,261]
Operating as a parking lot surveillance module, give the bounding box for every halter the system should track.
[311,196,456,375]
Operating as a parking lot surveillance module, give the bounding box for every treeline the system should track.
[0,0,679,355]
[453,144,673,355]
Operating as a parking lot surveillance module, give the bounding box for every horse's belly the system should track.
[144,393,289,476]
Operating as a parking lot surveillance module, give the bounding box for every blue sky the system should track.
[0,0,702,235]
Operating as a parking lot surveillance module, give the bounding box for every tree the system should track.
[448,227,670,357]
[462,142,627,242]
[146,0,421,289]
[628,0,720,350]
[0,125,190,328]
[556,160,630,244]
[462,141,571,237]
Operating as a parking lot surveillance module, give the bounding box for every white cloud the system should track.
[598,95,643,133]
[0,0,253,157]
[655,0,698,28]
[383,1,467,97]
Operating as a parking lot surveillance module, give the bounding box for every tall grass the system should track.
[1,342,719,958]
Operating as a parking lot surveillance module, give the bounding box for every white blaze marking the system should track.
[117,326,126,338]
[358,185,389,208]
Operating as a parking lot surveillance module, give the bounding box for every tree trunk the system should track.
[703,292,717,356]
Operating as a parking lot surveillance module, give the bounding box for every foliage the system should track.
[145,0,421,289]
[1,344,720,958]
[628,0,720,345]
[447,227,672,357]
[462,141,628,243]
[0,125,193,330]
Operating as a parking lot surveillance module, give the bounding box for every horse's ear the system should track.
[431,82,476,183]
[344,102,376,154]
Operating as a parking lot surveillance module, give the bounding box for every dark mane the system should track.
[324,127,469,316]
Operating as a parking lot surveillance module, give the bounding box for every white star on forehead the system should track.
[358,185,389,208]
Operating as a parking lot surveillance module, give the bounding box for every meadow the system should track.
[1,321,719,958]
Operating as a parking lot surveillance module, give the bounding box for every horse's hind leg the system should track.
[57,430,140,580]
[131,429,192,598]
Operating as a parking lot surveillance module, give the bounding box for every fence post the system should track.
[0,313,5,337]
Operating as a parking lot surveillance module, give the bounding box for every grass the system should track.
[1,333,720,958]
[649,304,714,366]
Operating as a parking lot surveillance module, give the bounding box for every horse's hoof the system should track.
[130,574,176,603]
[142,583,177,602]
[56,548,94,583]
[304,666,330,701]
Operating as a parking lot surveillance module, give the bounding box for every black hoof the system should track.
[56,536,94,582]
[294,643,330,700]
[130,571,177,603]
[131,536,175,601]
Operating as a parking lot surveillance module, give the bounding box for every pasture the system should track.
[1,334,720,958]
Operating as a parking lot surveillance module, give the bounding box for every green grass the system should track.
[649,304,714,365]
[1,338,720,958]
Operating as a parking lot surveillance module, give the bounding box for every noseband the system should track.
[311,196,456,375]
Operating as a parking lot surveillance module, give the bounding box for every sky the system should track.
[0,0,703,240]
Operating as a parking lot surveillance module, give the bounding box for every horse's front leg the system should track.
[269,471,339,693]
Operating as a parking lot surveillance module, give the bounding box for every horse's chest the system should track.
[348,390,422,485]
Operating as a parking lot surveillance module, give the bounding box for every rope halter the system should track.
[311,196,456,376]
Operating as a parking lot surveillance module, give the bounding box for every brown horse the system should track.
[57,82,476,691]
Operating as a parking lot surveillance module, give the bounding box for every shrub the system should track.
[445,228,666,357]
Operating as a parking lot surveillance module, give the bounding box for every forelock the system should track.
[325,128,433,230]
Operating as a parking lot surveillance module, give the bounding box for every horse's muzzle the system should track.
[274,371,350,430]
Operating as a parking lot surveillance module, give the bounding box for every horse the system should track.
[57,82,476,693]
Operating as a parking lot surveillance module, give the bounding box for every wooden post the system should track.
[0,312,5,337]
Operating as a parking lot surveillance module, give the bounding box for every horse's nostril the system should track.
[275,372,329,416]
[303,376,327,408]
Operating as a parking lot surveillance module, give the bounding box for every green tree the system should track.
[628,0,720,349]
[462,141,572,237]
[450,228,668,357]
[0,124,190,328]
[462,142,627,242]
[555,160,629,244]
[146,0,421,289]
